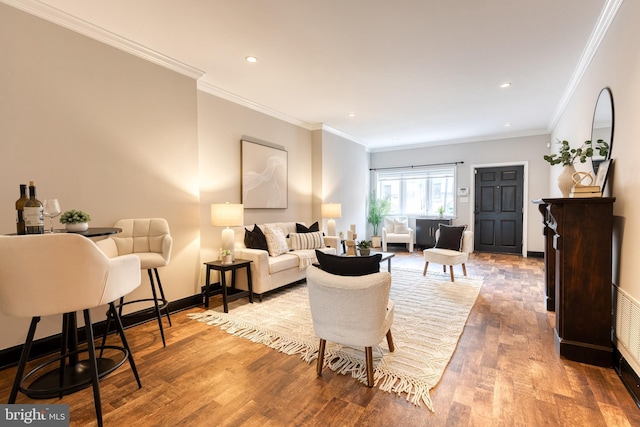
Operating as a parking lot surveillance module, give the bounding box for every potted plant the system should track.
[367,191,391,248]
[59,209,91,232]
[437,206,445,218]
[357,240,372,256]
[220,249,232,264]
[543,139,609,197]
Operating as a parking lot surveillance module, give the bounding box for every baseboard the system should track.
[614,347,640,409]
[0,292,204,371]
[527,251,544,258]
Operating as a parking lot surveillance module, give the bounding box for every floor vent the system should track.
[615,286,640,366]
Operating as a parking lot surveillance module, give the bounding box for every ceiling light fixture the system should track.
[500,82,512,88]
[504,122,512,127]
[245,56,258,63]
[347,112,355,117]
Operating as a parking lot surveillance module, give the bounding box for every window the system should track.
[376,165,456,217]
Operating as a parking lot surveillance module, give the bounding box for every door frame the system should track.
[469,161,529,257]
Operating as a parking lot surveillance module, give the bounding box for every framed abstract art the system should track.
[241,138,288,208]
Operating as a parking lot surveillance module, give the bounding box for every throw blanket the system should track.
[290,249,316,269]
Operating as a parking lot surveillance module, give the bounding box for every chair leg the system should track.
[365,347,374,387]
[153,268,172,327]
[10,317,40,403]
[386,330,395,352]
[147,269,167,347]
[83,309,103,427]
[99,310,112,358]
[449,266,455,282]
[109,302,142,388]
[462,263,467,276]
[422,261,429,276]
[58,313,72,398]
[316,339,326,375]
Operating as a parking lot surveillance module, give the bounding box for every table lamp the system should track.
[321,203,341,237]
[211,203,244,261]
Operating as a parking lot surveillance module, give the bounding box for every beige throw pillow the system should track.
[264,225,289,256]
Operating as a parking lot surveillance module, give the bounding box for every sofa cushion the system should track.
[265,225,289,257]
[384,217,395,232]
[268,253,300,274]
[244,225,268,251]
[384,217,410,234]
[290,231,324,250]
[296,222,320,233]
[435,224,467,251]
[315,250,382,276]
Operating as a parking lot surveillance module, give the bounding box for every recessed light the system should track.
[347,112,355,117]
[504,122,512,127]
[500,82,512,88]
[246,56,258,63]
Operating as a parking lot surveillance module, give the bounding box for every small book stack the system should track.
[569,185,602,198]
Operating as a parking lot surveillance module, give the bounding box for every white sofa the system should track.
[231,222,338,298]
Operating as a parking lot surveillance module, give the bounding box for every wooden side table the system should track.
[203,259,253,313]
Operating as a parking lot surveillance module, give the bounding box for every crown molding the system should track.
[197,80,318,130]
[2,0,204,79]
[315,124,367,147]
[548,0,624,131]
[368,129,550,153]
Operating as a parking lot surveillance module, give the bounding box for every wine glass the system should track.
[43,199,61,233]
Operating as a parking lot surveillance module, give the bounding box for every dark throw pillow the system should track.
[315,250,382,276]
[296,222,320,233]
[244,224,268,251]
[435,224,467,251]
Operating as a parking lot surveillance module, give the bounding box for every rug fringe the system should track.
[188,310,436,411]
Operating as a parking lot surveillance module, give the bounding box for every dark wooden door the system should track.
[474,165,524,254]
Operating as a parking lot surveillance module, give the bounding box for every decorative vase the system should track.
[65,222,89,232]
[558,164,577,197]
[359,248,371,256]
[222,255,232,264]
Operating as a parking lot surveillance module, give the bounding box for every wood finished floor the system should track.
[1,250,639,426]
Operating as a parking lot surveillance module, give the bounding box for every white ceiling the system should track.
[11,0,610,151]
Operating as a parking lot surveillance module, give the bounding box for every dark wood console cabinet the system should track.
[415,218,451,248]
[533,197,615,366]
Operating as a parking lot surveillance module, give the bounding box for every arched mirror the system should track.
[591,87,614,171]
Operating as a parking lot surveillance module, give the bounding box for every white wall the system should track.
[313,130,370,241]
[370,134,550,252]
[197,91,316,281]
[0,5,201,348]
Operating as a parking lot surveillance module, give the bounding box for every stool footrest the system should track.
[20,345,128,399]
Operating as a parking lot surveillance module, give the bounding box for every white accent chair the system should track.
[96,218,173,347]
[0,234,142,427]
[306,265,395,387]
[382,216,414,253]
[423,229,474,282]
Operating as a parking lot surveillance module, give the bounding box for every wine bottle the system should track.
[15,184,28,235]
[24,181,44,234]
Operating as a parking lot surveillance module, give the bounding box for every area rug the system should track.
[187,268,482,411]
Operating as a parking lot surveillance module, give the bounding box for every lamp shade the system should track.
[321,203,342,219]
[211,203,244,227]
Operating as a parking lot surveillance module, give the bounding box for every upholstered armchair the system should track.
[423,225,474,282]
[382,216,414,252]
[306,264,395,387]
